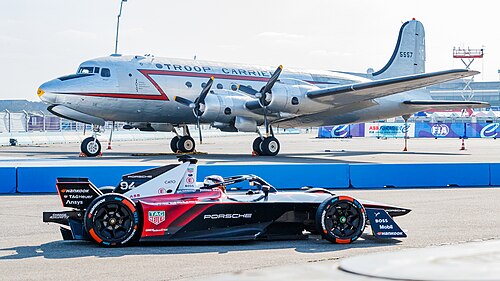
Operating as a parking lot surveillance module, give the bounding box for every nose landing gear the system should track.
[80,125,102,157]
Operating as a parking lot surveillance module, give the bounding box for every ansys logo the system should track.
[148,211,166,225]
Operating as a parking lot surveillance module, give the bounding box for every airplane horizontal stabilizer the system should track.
[402,100,490,110]
[306,69,479,105]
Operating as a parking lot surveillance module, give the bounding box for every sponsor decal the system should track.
[145,228,168,233]
[158,188,167,194]
[148,211,166,225]
[374,218,389,224]
[164,179,176,184]
[127,175,152,179]
[480,123,499,138]
[129,194,141,198]
[186,177,195,184]
[332,125,349,138]
[49,213,69,220]
[203,213,252,219]
[377,231,404,236]
[65,200,84,205]
[187,168,194,173]
[431,124,450,137]
[61,189,90,194]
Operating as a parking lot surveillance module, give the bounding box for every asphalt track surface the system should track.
[1,188,500,281]
[1,134,500,280]
[0,132,499,165]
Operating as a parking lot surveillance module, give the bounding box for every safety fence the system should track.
[319,122,500,139]
[1,162,499,194]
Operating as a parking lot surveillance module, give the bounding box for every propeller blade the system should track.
[237,84,259,95]
[197,117,203,144]
[174,96,194,107]
[198,76,214,105]
[261,65,283,94]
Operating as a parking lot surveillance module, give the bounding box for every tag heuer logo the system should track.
[148,211,166,225]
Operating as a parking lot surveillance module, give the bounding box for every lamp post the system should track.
[114,0,127,54]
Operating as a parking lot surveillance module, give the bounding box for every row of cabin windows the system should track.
[184,81,240,91]
[78,67,111,78]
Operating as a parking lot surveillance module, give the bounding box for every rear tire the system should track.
[177,136,195,153]
[84,194,140,247]
[259,137,280,156]
[81,137,101,157]
[315,196,366,244]
[170,136,180,153]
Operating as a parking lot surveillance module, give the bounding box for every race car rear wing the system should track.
[55,178,103,209]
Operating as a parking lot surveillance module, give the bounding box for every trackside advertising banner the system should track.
[318,123,499,138]
[415,123,500,138]
[317,124,365,138]
[364,123,414,138]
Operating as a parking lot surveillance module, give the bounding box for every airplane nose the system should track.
[37,80,58,104]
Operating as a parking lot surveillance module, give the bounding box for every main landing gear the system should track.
[252,126,280,156]
[170,125,196,153]
[80,125,102,157]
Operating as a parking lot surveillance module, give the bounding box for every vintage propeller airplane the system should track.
[37,19,488,157]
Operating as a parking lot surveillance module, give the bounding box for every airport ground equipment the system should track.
[43,156,410,246]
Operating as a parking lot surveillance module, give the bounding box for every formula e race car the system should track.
[43,156,411,247]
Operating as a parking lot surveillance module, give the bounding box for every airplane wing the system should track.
[402,100,490,110]
[306,69,479,105]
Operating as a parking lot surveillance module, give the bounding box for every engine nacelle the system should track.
[266,79,331,114]
[123,122,173,132]
[201,93,262,124]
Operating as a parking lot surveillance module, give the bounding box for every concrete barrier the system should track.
[0,167,17,194]
[490,163,500,186]
[5,162,500,193]
[198,164,350,189]
[350,163,491,188]
[16,166,156,193]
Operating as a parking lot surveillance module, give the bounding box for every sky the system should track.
[1,0,499,101]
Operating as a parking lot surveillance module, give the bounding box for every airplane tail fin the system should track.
[370,19,425,79]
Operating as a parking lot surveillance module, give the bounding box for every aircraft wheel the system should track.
[252,137,263,155]
[170,136,180,153]
[315,195,366,244]
[259,137,280,156]
[81,137,101,157]
[84,193,140,247]
[177,136,195,153]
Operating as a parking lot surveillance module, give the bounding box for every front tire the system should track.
[260,137,280,156]
[84,194,140,247]
[315,196,366,244]
[177,136,195,153]
[81,137,101,157]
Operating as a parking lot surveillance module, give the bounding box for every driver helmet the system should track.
[203,175,226,192]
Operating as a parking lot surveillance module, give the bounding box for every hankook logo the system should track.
[203,213,252,219]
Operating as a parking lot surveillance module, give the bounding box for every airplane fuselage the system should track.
[38,55,426,127]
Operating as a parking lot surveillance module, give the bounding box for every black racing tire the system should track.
[81,137,101,157]
[315,195,366,244]
[252,137,263,155]
[84,193,140,247]
[259,137,280,156]
[170,136,180,153]
[177,136,195,153]
[98,186,116,194]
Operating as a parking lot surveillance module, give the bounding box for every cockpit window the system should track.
[101,68,111,77]
[77,66,101,74]
[58,73,93,81]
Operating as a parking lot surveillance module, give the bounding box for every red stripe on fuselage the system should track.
[55,69,334,101]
